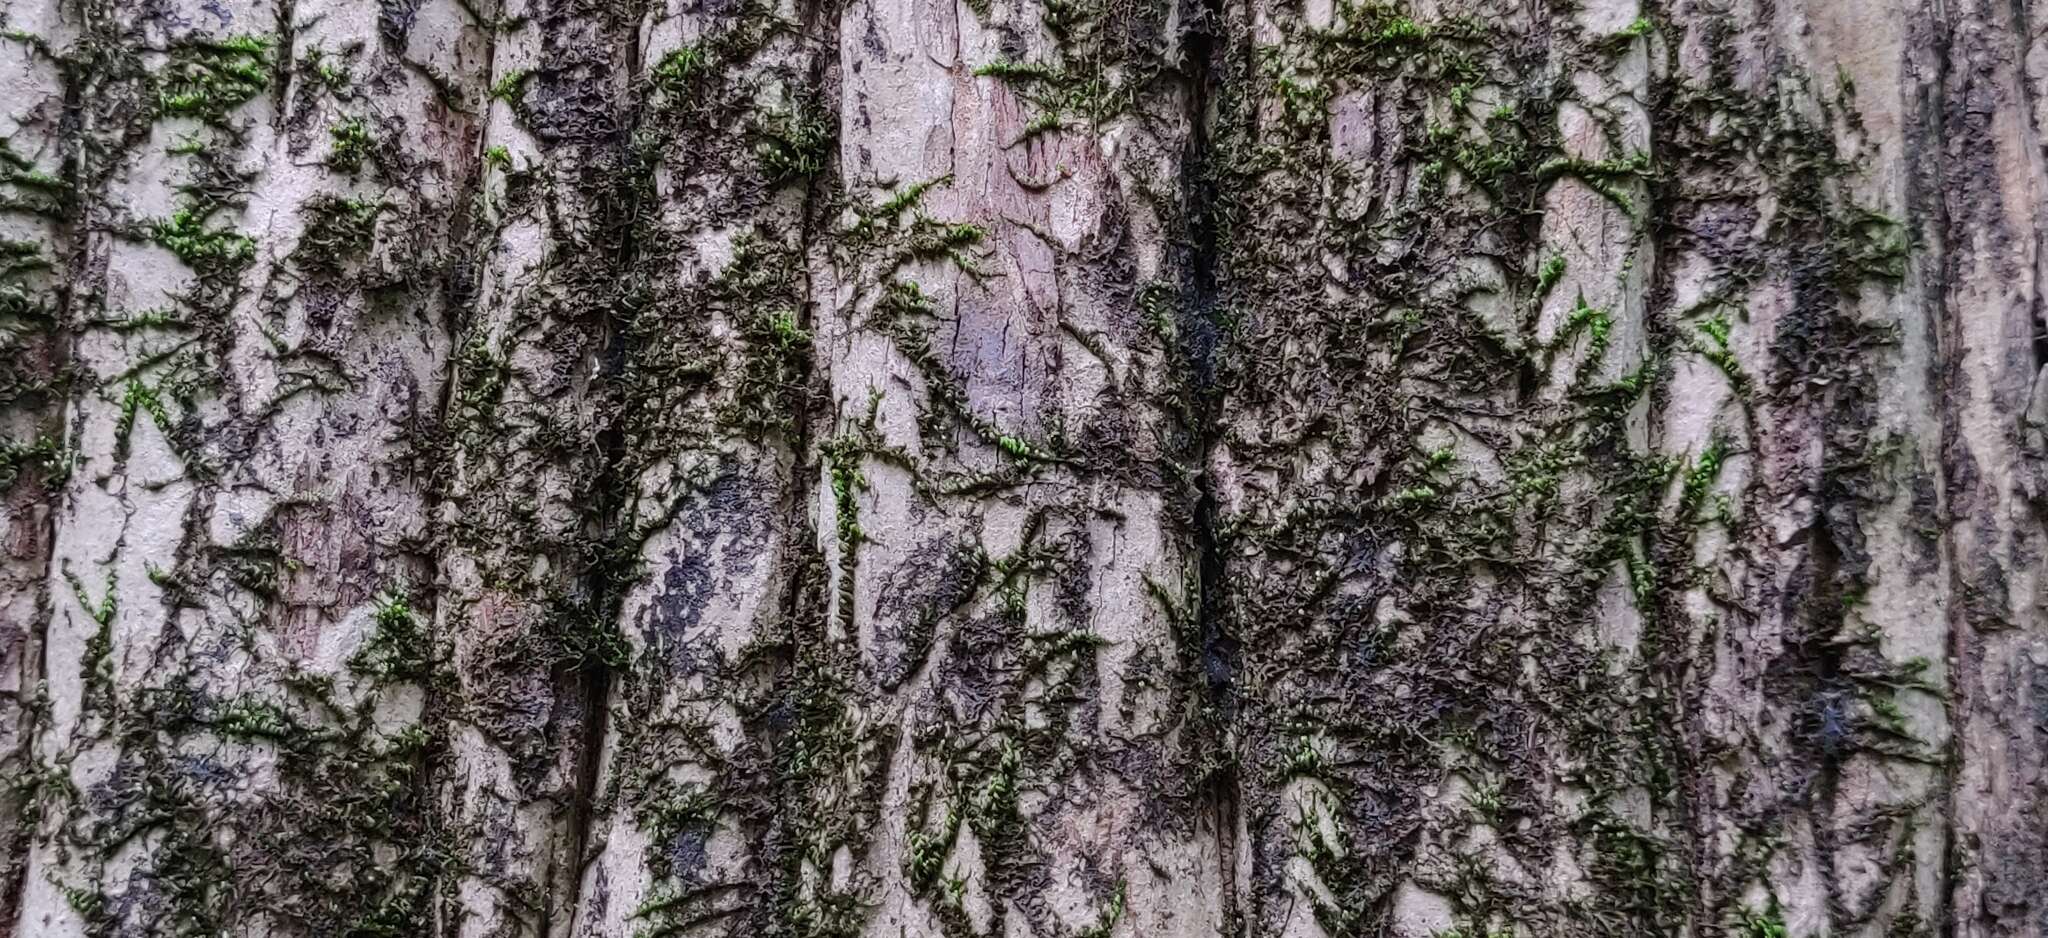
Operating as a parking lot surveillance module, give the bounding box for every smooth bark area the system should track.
[0,0,2043,936]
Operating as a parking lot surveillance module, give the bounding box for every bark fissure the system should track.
[1924,13,1966,938]
[552,20,654,922]
[1181,0,1241,928]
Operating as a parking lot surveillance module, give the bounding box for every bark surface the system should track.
[0,0,2043,936]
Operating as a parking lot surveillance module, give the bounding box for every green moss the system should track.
[150,204,255,273]
[59,663,449,934]
[1139,281,1178,341]
[214,695,296,743]
[1075,884,1127,938]
[650,47,706,93]
[1536,254,1567,295]
[1828,207,1908,286]
[304,48,350,90]
[1387,484,1437,509]
[825,436,870,553]
[96,306,188,332]
[1020,112,1063,140]
[1678,437,1728,520]
[633,785,720,882]
[1283,734,1327,778]
[157,35,273,122]
[1737,900,1789,938]
[327,117,375,173]
[542,581,634,671]
[216,530,286,599]
[1566,296,1614,360]
[1,145,70,216]
[1465,779,1507,825]
[0,433,66,490]
[1694,313,1751,393]
[164,133,208,157]
[297,194,383,271]
[349,591,432,683]
[1290,788,1373,934]
[115,378,173,454]
[865,281,1066,469]
[450,333,508,431]
[903,803,962,894]
[1503,441,1576,504]
[611,231,814,439]
[972,60,1064,82]
[0,234,50,273]
[967,738,1021,837]
[62,885,108,927]
[755,102,833,183]
[489,67,531,102]
[971,54,1123,127]
[1537,150,1653,213]
[844,178,997,287]
[995,435,1041,461]
[1867,691,1912,737]
[1369,14,1427,44]
[65,569,117,704]
[852,176,947,234]
[769,309,808,346]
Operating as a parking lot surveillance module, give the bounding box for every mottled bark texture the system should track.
[0,0,2043,936]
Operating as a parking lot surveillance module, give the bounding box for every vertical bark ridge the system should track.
[0,0,78,922]
[13,0,488,933]
[560,0,834,933]
[437,0,635,934]
[1648,1,1950,933]
[1937,2,2048,934]
[1206,2,1677,933]
[797,0,1224,932]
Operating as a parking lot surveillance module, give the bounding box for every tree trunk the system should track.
[1,0,2044,936]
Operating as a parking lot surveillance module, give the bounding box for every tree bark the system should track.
[1,0,2044,936]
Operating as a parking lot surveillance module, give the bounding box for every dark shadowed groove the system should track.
[768,49,830,929]
[554,14,647,930]
[1934,5,1984,937]
[1180,0,1239,928]
[556,4,838,926]
[1915,6,1963,938]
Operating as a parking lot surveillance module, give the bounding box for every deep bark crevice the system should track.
[552,21,652,930]
[1925,6,1968,937]
[1180,0,1239,929]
